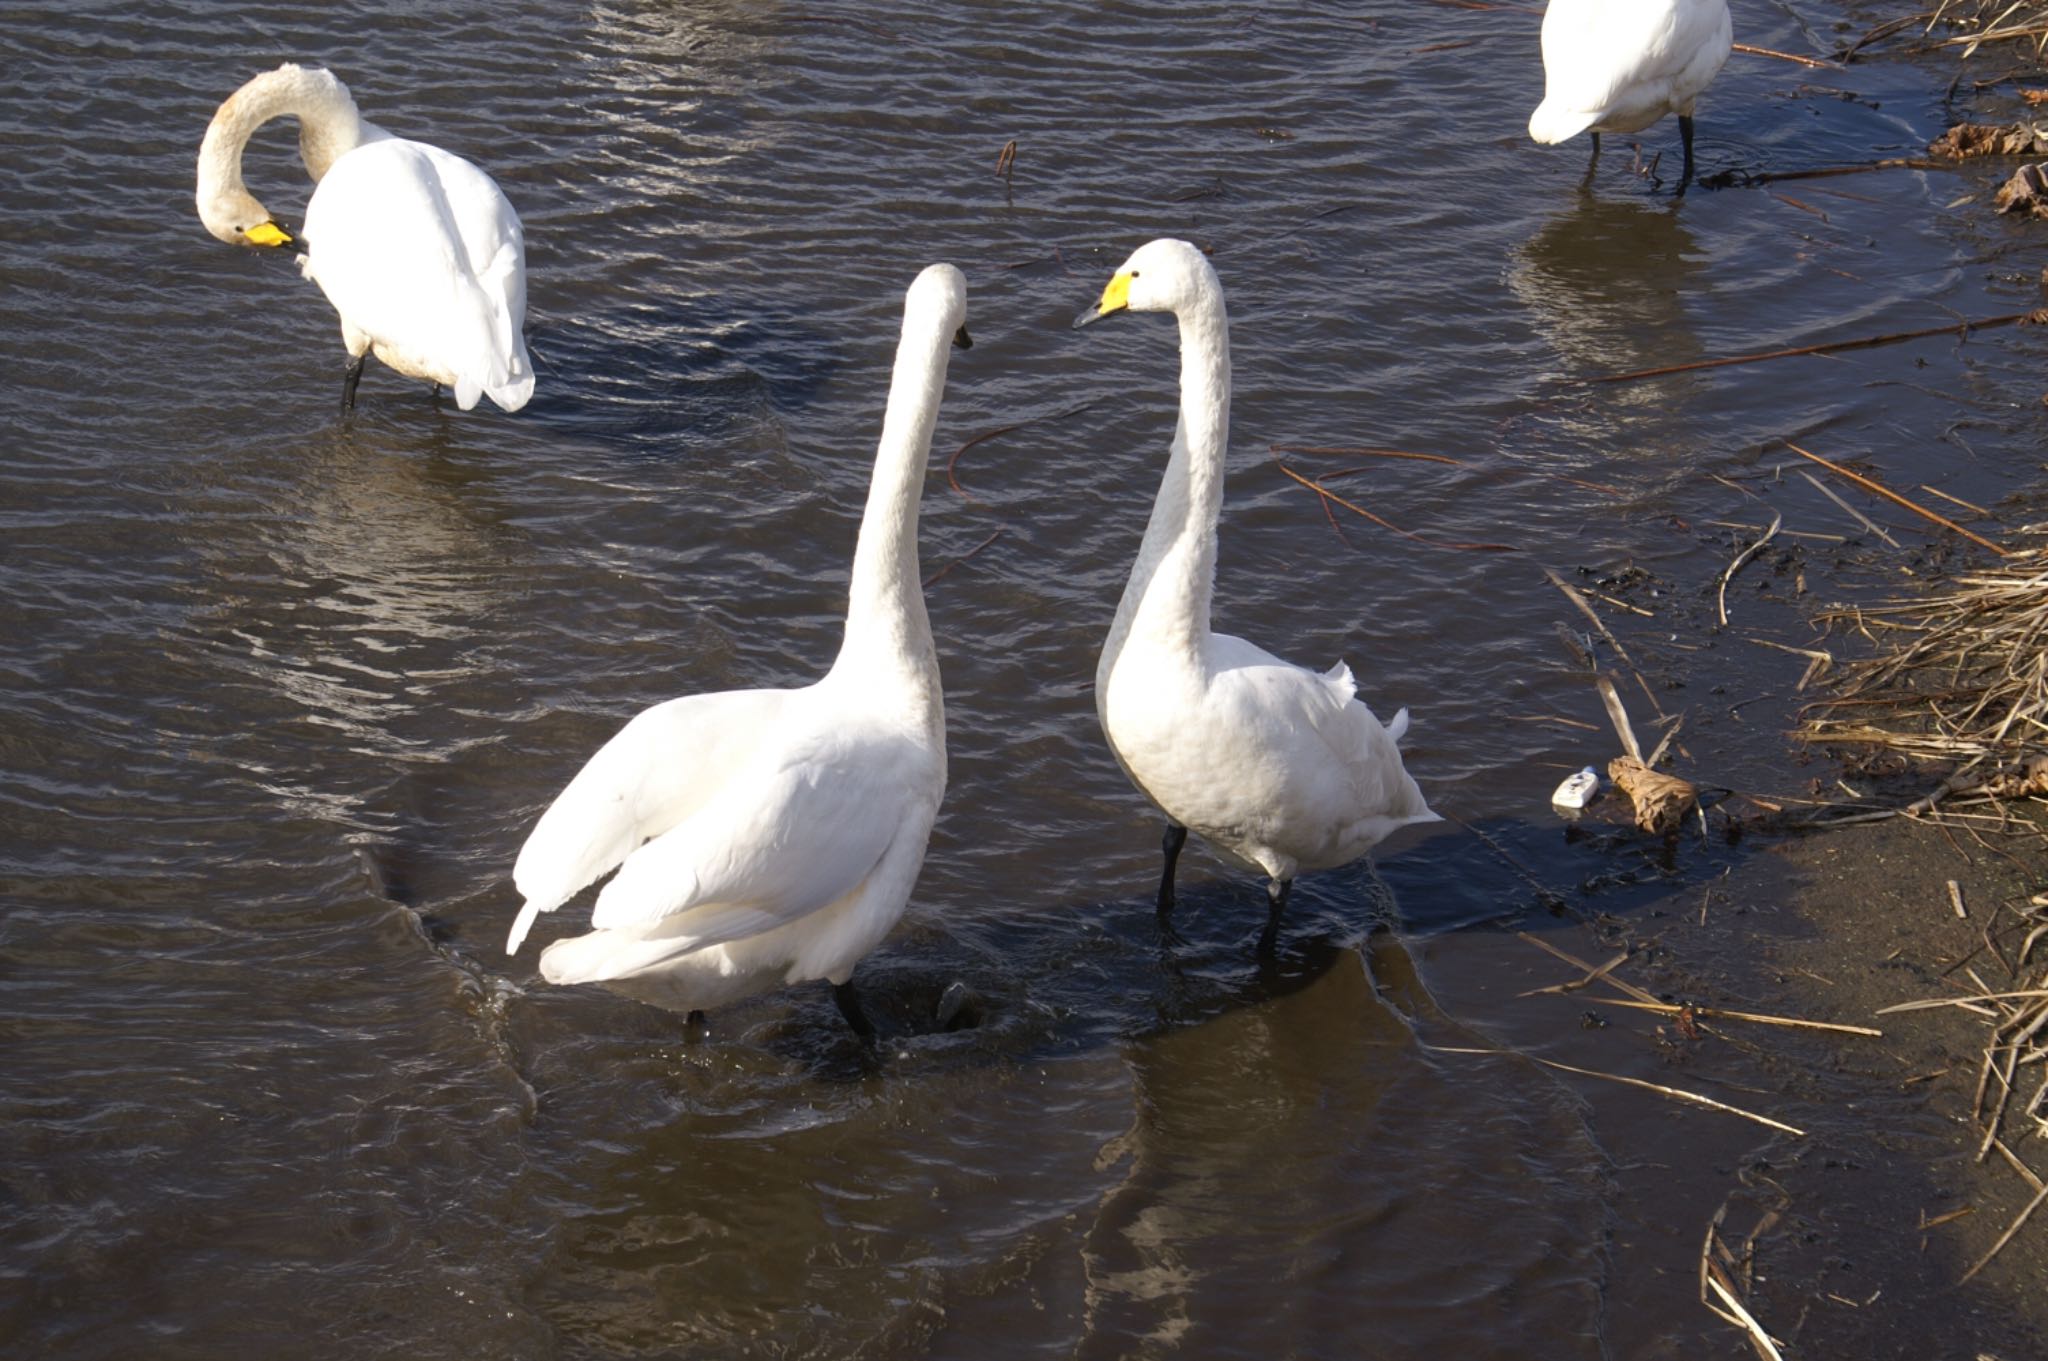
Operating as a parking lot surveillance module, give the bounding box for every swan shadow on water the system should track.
[504,280,867,457]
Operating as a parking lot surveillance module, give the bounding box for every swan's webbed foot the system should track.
[1257,878,1293,956]
[340,355,366,414]
[1156,823,1188,918]
[832,979,877,1042]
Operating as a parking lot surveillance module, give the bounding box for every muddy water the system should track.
[4,1,2045,1356]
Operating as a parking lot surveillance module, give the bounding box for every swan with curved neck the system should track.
[196,64,534,413]
[1527,0,1732,190]
[505,264,970,1038]
[1075,239,1436,949]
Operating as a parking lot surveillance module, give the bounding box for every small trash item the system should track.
[1607,756,1699,836]
[1551,766,1602,811]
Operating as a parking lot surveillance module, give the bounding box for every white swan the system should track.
[196,64,534,413]
[1073,239,1437,949]
[505,264,970,1037]
[1527,0,1733,188]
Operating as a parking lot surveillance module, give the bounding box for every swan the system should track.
[1073,239,1437,950]
[1527,0,1733,189]
[504,264,970,1038]
[196,64,534,413]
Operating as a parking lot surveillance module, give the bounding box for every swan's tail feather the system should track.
[446,273,533,413]
[506,896,547,955]
[1384,706,1411,744]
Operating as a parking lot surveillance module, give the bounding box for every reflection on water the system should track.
[1509,190,1707,379]
[1081,937,1606,1360]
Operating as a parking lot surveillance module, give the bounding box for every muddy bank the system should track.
[1447,804,2048,1357]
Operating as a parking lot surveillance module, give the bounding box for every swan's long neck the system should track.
[831,305,954,703]
[1104,288,1231,676]
[196,66,365,241]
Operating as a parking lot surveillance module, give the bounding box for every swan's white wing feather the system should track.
[1199,634,1435,860]
[588,725,933,941]
[302,137,531,410]
[1532,0,1728,136]
[507,687,790,953]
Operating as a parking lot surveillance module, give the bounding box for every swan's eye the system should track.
[1129,271,1141,279]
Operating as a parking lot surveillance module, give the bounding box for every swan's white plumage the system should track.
[506,265,967,1014]
[195,64,533,412]
[1082,239,1436,894]
[1528,0,1732,144]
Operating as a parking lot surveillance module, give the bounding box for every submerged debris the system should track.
[1609,756,1700,836]
[1929,121,2048,158]
[1995,161,2048,217]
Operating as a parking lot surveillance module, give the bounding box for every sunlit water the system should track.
[3,2,2044,1355]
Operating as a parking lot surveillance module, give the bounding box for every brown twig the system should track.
[1573,995,1884,1037]
[1958,1182,2048,1283]
[1732,39,1839,67]
[1427,1043,1808,1135]
[1784,443,2009,556]
[1717,512,1782,625]
[946,400,1100,502]
[1275,462,1517,551]
[1592,311,2035,385]
[921,528,1005,589]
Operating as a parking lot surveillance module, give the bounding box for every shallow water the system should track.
[4,1,2045,1356]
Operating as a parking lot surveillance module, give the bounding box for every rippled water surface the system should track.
[6,1,2047,1356]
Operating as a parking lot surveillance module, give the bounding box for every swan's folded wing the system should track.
[507,688,789,953]
[431,142,533,411]
[1537,3,1657,112]
[303,138,531,410]
[586,728,936,948]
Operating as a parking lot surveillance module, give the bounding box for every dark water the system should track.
[4,1,2045,1356]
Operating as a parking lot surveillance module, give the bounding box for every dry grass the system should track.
[1799,530,2048,773]
[1924,0,2048,61]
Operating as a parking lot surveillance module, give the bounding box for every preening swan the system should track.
[1073,239,1437,950]
[1527,0,1733,188]
[505,264,970,1038]
[196,64,534,413]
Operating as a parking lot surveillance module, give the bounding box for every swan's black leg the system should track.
[1157,823,1188,918]
[1257,878,1293,956]
[1578,130,1601,188]
[1677,115,1697,192]
[832,979,876,1041]
[340,354,366,413]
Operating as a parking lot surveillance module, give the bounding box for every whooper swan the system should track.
[505,264,970,1038]
[1074,239,1437,951]
[196,64,534,413]
[1527,0,1733,189]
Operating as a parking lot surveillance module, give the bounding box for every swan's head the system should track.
[1072,238,1219,328]
[906,262,972,350]
[196,184,298,251]
[196,64,359,250]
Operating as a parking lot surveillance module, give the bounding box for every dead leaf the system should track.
[1994,163,2048,217]
[1608,756,1700,836]
[1929,122,2048,159]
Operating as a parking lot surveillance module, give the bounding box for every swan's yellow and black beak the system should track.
[1072,270,1132,330]
[242,220,295,248]
[953,323,973,350]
